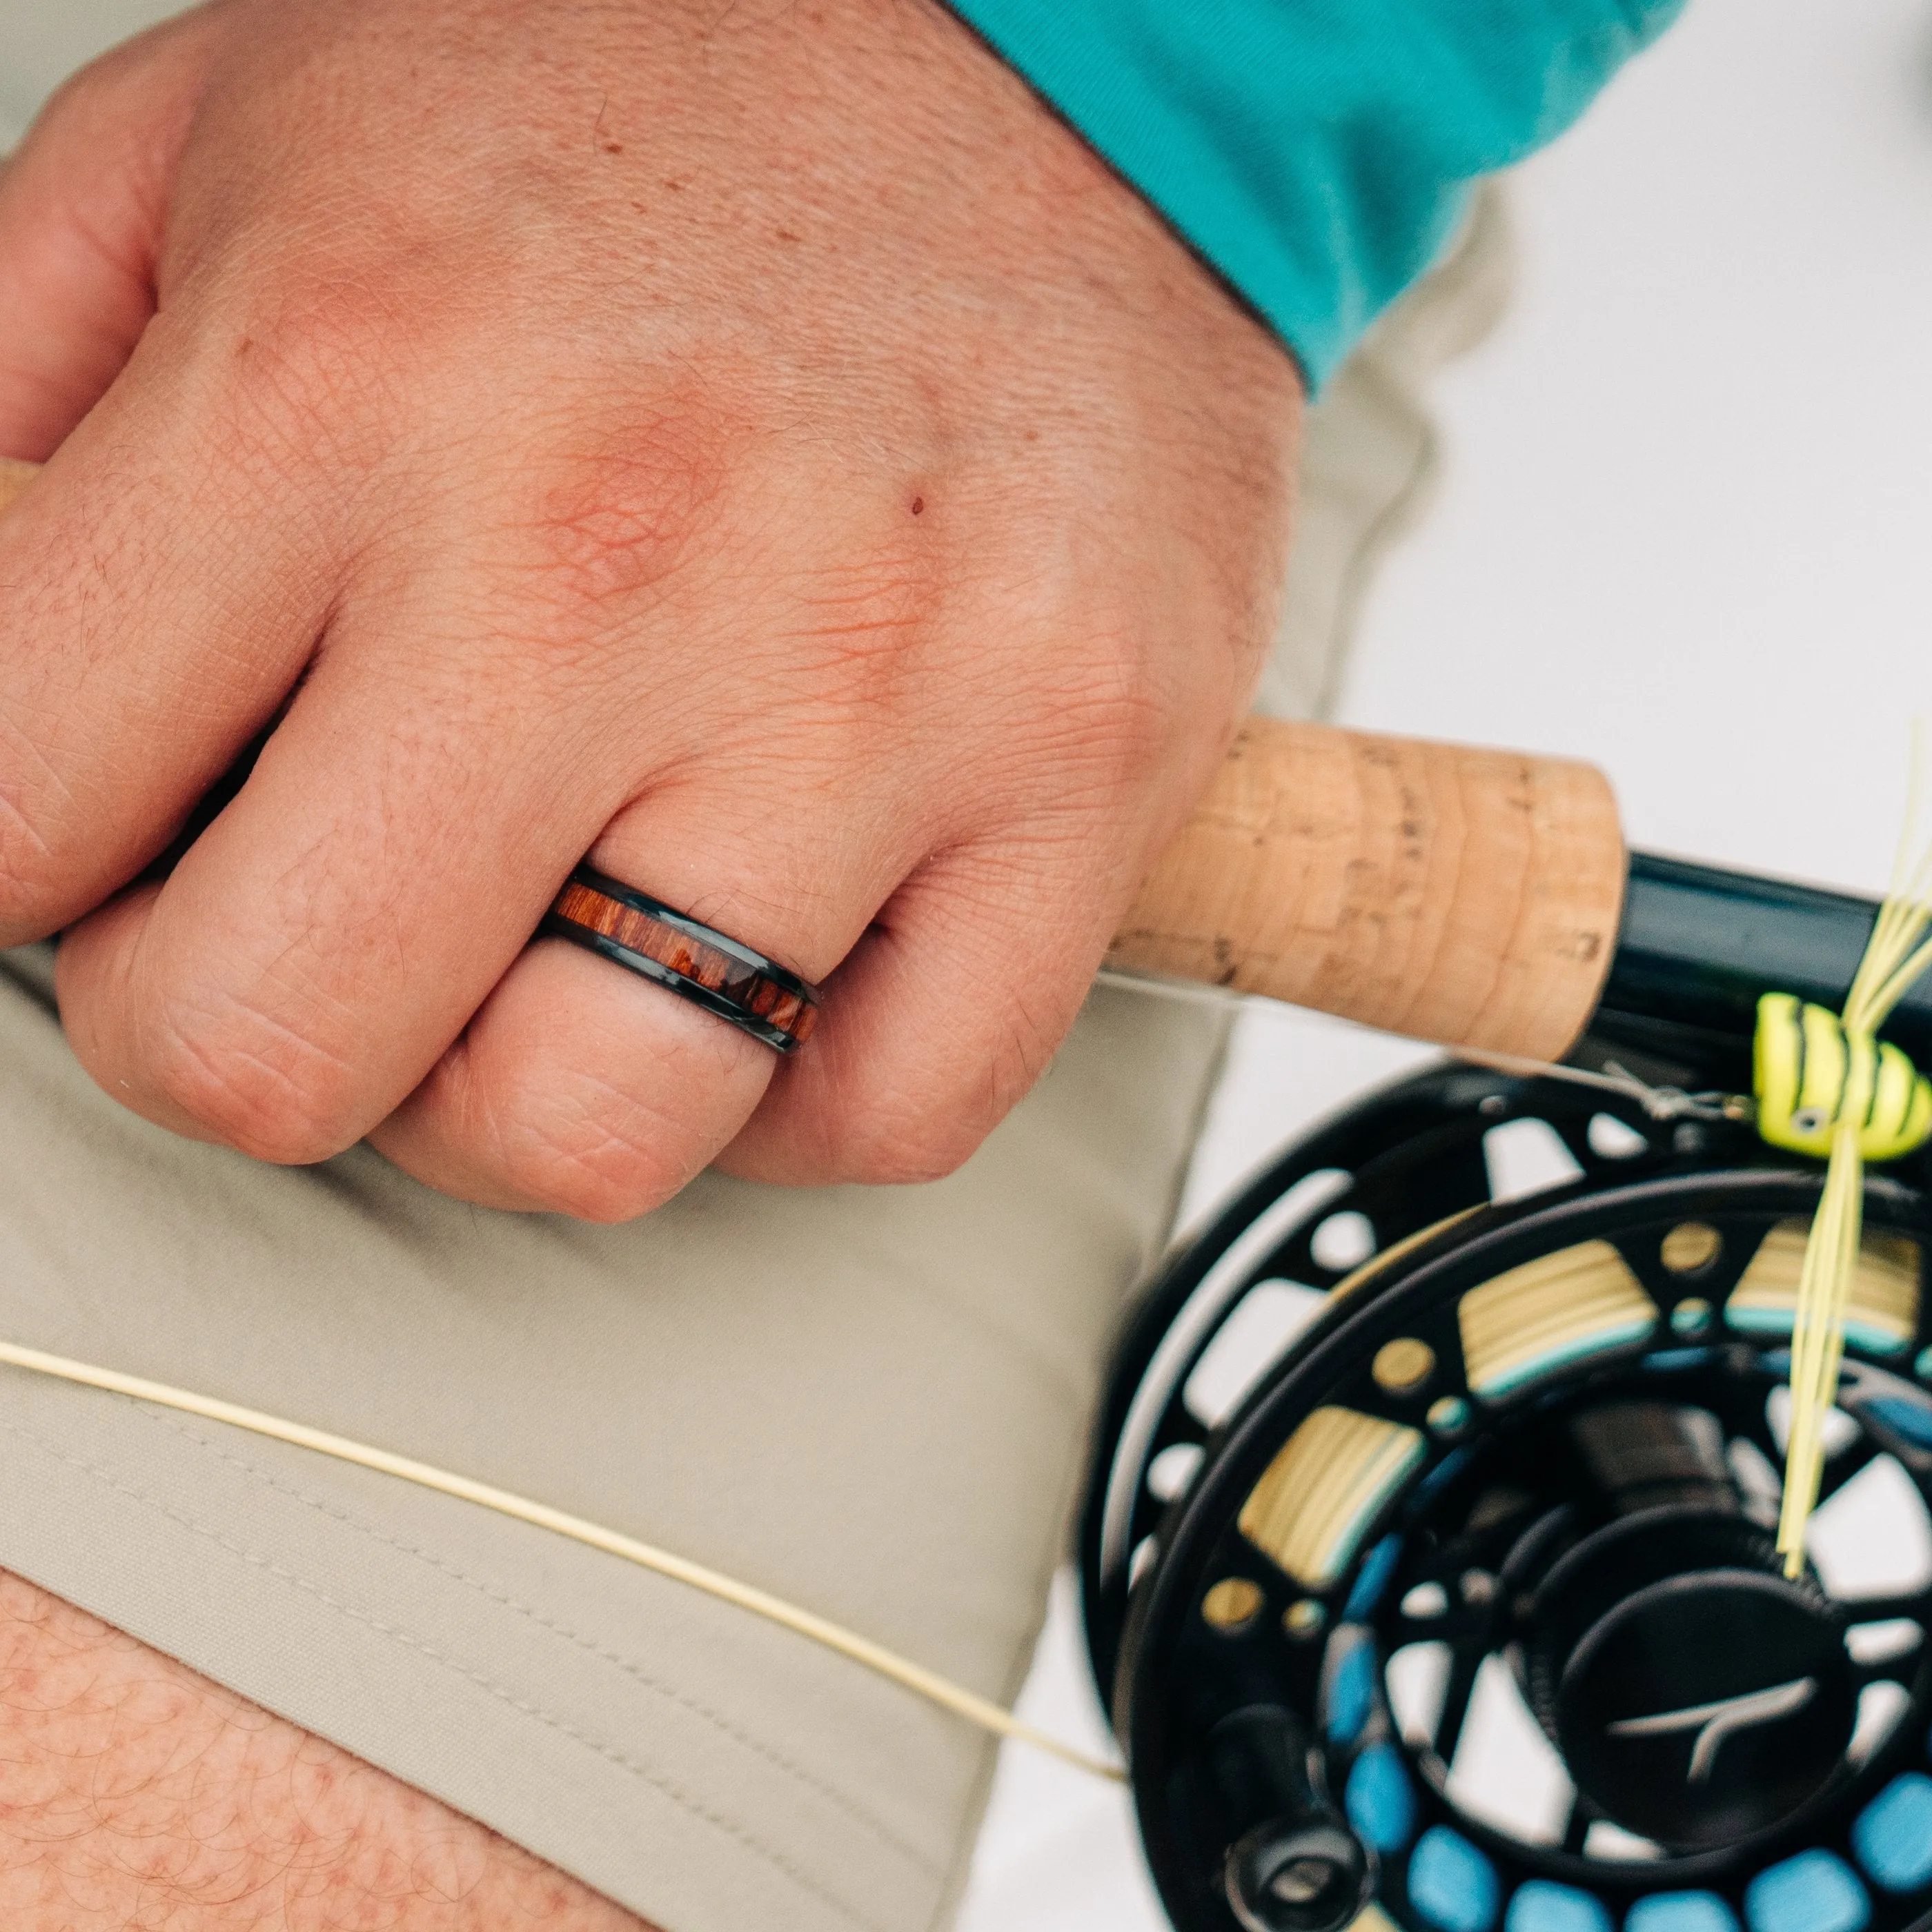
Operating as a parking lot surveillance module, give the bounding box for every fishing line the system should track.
[0,1338,1126,1784]
[1461,767,1932,1579]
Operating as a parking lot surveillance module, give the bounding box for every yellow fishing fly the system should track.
[1753,797,1932,1577]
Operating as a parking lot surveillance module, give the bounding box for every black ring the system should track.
[540,866,820,1053]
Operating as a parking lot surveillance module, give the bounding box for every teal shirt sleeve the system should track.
[940,0,1685,389]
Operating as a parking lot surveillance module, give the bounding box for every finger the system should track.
[0,325,342,947]
[716,827,1126,1188]
[51,582,632,1164]
[0,10,216,457]
[364,777,921,1220]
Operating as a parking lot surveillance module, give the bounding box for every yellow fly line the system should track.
[1754,742,1932,1576]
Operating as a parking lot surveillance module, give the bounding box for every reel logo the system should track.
[1559,1570,1856,1848]
[1608,1676,1818,1786]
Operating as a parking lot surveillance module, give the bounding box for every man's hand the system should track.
[0,0,1299,1220]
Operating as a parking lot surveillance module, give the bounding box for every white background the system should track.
[960,0,1932,1922]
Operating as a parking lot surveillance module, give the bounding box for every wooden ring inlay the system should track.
[542,867,819,1052]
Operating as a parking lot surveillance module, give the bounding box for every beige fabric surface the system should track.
[0,6,1512,1929]
[1255,182,1512,722]
[0,943,1225,1932]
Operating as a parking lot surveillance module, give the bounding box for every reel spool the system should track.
[1081,1063,1932,1932]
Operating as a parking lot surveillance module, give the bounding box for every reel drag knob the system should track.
[1523,1401,1858,1849]
[1205,1707,1375,1932]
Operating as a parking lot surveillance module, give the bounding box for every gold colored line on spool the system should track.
[1726,1219,1919,1357]
[1459,1240,1656,1399]
[1237,1406,1425,1590]
[1328,1207,1484,1308]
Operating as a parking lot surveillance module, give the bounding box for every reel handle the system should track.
[0,455,1630,1063]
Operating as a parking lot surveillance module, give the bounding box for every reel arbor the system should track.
[1082,1065,1932,1932]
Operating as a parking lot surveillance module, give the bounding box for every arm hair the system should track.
[0,1569,652,1931]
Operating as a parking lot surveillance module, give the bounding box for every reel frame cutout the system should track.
[1082,1063,1932,1932]
[1082,1063,1695,1695]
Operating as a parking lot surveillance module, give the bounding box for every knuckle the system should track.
[504,1143,680,1225]
[221,299,402,464]
[145,997,360,1165]
[0,727,105,944]
[846,1136,976,1187]
[511,404,746,623]
[771,539,941,711]
[26,36,145,137]
[188,266,433,484]
[1000,620,1178,812]
[497,1093,702,1224]
[812,969,1072,1187]
[1058,642,1176,780]
[823,1091,990,1187]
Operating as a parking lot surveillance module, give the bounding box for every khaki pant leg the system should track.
[1257,184,1512,722]
[0,943,1230,1932]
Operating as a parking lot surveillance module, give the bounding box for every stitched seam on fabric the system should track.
[0,1415,891,1932]
[122,1402,940,1876]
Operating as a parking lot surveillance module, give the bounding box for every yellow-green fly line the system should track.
[1753,754,1932,1575]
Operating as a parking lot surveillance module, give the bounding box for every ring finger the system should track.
[366,776,920,1221]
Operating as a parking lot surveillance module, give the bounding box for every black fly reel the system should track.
[1081,1063,1932,1932]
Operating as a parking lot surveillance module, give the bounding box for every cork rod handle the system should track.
[1110,716,1624,1061]
[0,456,1627,1060]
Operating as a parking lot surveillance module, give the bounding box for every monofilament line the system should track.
[0,1338,1125,1784]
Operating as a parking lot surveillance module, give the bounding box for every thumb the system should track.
[0,10,216,460]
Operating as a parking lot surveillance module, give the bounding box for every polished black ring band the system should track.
[540,866,820,1053]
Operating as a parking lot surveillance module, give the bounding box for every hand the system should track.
[0,0,1299,1219]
